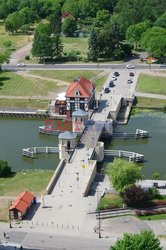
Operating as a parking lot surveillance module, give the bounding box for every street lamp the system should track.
[96,188,101,238]
[75,172,79,188]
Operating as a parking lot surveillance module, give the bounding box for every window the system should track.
[80,103,85,110]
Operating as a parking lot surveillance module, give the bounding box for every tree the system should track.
[78,0,99,19]
[126,21,151,49]
[0,160,11,177]
[141,27,166,58]
[51,34,63,60]
[93,10,111,27]
[152,171,160,180]
[5,11,22,33]
[121,185,151,208]
[62,0,79,19]
[111,230,162,250]
[107,159,142,192]
[155,12,166,28]
[32,23,53,60]
[19,7,39,26]
[0,49,11,70]
[62,17,77,37]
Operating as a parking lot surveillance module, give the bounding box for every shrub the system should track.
[121,185,151,208]
[25,55,30,60]
[149,187,161,200]
[135,209,166,216]
[0,160,11,177]
[152,200,166,206]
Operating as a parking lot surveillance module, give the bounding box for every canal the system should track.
[0,112,166,178]
[0,118,59,171]
[107,112,166,179]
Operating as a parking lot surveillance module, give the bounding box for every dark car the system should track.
[127,79,133,84]
[130,72,134,77]
[109,81,115,87]
[104,87,110,93]
[114,71,119,77]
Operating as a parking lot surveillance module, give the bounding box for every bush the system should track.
[135,209,166,216]
[121,185,151,208]
[64,50,81,61]
[149,187,161,200]
[0,160,11,177]
[152,200,166,206]
[25,55,30,60]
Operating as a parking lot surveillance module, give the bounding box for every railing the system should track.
[104,129,149,139]
[104,149,144,162]
[22,147,59,158]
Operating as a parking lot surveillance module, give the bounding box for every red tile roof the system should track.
[66,77,95,98]
[9,191,34,213]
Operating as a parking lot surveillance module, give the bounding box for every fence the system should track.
[22,147,59,158]
[104,150,144,162]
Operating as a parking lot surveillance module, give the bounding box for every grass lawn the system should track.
[62,37,88,57]
[0,72,58,96]
[95,74,109,90]
[137,213,166,221]
[98,193,123,210]
[136,74,166,95]
[30,70,102,83]
[0,99,49,109]
[0,169,54,221]
[0,22,33,50]
[134,97,166,108]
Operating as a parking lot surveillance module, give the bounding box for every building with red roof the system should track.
[9,191,34,220]
[65,77,95,118]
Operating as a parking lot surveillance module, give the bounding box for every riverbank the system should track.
[0,169,54,221]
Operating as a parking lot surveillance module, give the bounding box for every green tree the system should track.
[126,21,150,49]
[19,7,39,26]
[0,48,11,70]
[0,160,11,177]
[62,17,77,37]
[155,12,166,28]
[5,11,22,33]
[152,171,160,180]
[62,0,79,19]
[111,230,162,250]
[107,159,142,192]
[32,23,53,60]
[141,27,166,58]
[51,34,63,60]
[78,0,99,19]
[93,9,111,27]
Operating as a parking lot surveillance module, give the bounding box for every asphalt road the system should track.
[2,63,165,71]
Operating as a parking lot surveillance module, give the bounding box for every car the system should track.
[129,72,134,77]
[127,79,133,84]
[111,76,117,81]
[17,63,25,67]
[126,64,135,69]
[114,71,119,77]
[109,82,115,87]
[104,87,110,93]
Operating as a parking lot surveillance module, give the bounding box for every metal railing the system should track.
[104,149,144,162]
[22,147,59,158]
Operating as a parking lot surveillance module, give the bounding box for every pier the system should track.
[0,108,48,118]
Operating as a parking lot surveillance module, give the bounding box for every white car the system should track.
[126,64,135,69]
[111,76,117,81]
[17,63,25,67]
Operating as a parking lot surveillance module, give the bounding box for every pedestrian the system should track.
[3,232,6,238]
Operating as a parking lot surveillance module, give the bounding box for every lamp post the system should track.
[97,188,101,238]
[75,172,79,188]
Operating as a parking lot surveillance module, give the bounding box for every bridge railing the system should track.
[22,147,59,158]
[104,149,144,162]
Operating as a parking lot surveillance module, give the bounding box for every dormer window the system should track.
[75,90,80,96]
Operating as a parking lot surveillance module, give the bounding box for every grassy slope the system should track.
[136,74,166,95]
[0,72,58,96]
[0,99,49,109]
[98,193,123,210]
[30,70,102,82]
[135,97,166,108]
[0,22,33,50]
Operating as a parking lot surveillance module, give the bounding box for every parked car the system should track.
[111,76,117,81]
[126,64,135,69]
[109,81,115,87]
[104,87,110,93]
[130,72,134,77]
[114,71,119,77]
[17,63,25,67]
[127,79,133,84]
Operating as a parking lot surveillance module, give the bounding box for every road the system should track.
[2,63,166,71]
[10,42,33,64]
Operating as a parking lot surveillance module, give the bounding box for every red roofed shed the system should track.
[9,191,34,220]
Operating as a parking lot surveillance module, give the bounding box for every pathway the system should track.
[135,92,166,100]
[10,42,33,64]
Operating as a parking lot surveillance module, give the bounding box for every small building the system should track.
[58,131,77,160]
[65,77,95,119]
[55,92,66,115]
[72,109,88,132]
[9,191,34,220]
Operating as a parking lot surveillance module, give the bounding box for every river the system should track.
[0,112,166,178]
